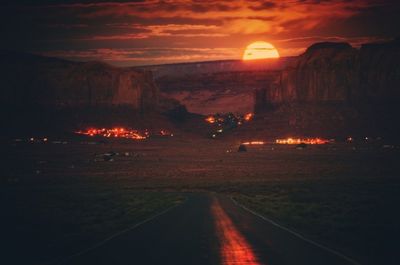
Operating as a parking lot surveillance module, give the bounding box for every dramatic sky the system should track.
[1,0,399,66]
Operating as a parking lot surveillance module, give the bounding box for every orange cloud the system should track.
[38,0,380,40]
[6,0,398,65]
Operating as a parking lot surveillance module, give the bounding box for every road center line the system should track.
[212,198,263,265]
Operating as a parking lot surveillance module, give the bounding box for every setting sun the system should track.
[242,41,280,60]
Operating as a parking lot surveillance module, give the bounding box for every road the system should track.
[60,193,359,265]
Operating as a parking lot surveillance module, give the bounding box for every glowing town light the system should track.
[76,127,148,140]
[275,137,331,145]
[242,141,265,145]
[244,113,253,121]
[205,116,216,123]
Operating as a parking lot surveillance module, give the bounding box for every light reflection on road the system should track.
[212,198,262,265]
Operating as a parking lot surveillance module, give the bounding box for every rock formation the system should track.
[150,39,399,116]
[0,51,184,133]
[135,57,294,114]
[143,38,400,136]
[160,70,283,114]
[260,40,400,105]
[251,39,400,137]
[0,51,159,112]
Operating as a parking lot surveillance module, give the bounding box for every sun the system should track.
[242,41,280,60]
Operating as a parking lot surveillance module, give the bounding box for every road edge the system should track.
[230,196,361,265]
[54,198,185,265]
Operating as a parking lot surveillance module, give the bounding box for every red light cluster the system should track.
[275,138,331,145]
[244,113,253,121]
[205,113,253,125]
[75,127,173,140]
[242,141,265,145]
[205,116,216,124]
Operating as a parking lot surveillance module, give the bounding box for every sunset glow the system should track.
[3,1,396,65]
[243,41,279,60]
[3,1,400,264]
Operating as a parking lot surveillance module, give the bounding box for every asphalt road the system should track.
[61,193,359,265]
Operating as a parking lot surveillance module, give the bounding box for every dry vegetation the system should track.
[2,135,400,264]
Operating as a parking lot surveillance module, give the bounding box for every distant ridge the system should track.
[135,57,297,78]
[0,49,73,64]
[135,59,240,68]
[0,50,165,133]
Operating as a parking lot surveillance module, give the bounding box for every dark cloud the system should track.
[248,1,277,11]
[1,0,399,65]
[1,0,146,6]
[189,2,240,13]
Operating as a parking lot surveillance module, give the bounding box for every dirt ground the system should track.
[2,135,400,264]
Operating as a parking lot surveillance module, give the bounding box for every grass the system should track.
[233,178,400,265]
[2,136,400,264]
[1,183,183,265]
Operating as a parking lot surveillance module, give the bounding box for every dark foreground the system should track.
[2,136,400,265]
[61,194,356,265]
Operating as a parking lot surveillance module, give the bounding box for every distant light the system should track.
[244,113,253,121]
[275,137,331,145]
[74,127,174,140]
[205,116,216,124]
[242,141,265,145]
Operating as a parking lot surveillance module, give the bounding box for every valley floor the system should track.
[2,136,400,264]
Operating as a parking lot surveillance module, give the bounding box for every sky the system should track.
[1,0,399,66]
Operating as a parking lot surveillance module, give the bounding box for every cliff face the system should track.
[263,40,400,104]
[0,51,171,133]
[252,40,400,137]
[152,39,399,116]
[0,52,159,111]
[272,43,357,102]
[358,41,400,101]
